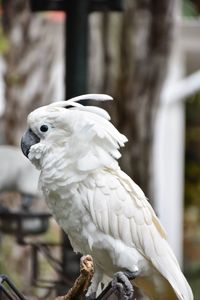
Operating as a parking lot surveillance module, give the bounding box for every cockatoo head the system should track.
[21,94,128,171]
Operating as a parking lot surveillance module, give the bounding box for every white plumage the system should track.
[22,94,193,300]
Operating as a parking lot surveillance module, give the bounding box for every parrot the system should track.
[21,94,193,300]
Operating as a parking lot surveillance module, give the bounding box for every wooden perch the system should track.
[55,255,135,300]
[55,255,94,300]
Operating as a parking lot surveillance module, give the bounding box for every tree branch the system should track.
[55,255,94,300]
[55,256,136,300]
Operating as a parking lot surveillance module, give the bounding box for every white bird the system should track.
[21,94,193,300]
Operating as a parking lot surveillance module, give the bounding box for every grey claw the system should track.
[112,272,134,300]
[123,270,138,280]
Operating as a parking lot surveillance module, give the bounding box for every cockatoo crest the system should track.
[26,94,127,172]
[49,94,113,120]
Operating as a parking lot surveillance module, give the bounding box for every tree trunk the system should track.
[1,0,63,146]
[114,0,175,200]
[89,1,175,201]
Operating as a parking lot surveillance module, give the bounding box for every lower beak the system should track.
[21,129,40,158]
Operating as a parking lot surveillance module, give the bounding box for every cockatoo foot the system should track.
[112,271,134,300]
[123,269,139,280]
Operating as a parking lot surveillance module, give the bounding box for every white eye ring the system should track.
[40,125,48,132]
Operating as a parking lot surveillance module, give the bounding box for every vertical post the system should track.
[65,0,89,98]
[60,0,90,292]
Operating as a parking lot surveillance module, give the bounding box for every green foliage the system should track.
[0,236,21,287]
[185,93,200,207]
[0,27,8,53]
[185,94,200,298]
[182,0,199,17]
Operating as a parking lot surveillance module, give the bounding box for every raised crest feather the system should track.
[50,94,113,108]
[49,94,113,120]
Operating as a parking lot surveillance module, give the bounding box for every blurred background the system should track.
[0,0,199,299]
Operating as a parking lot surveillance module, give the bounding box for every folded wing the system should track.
[82,169,193,300]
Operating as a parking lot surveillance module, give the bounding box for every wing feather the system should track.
[109,212,120,239]
[82,169,193,300]
[119,215,133,246]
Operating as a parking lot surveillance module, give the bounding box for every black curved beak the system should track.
[21,129,40,158]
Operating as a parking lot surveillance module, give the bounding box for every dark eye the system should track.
[40,125,48,132]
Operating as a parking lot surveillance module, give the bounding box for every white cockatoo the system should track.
[21,94,193,300]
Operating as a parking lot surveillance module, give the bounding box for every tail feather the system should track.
[151,242,193,300]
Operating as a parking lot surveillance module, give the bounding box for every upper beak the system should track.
[21,129,40,158]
